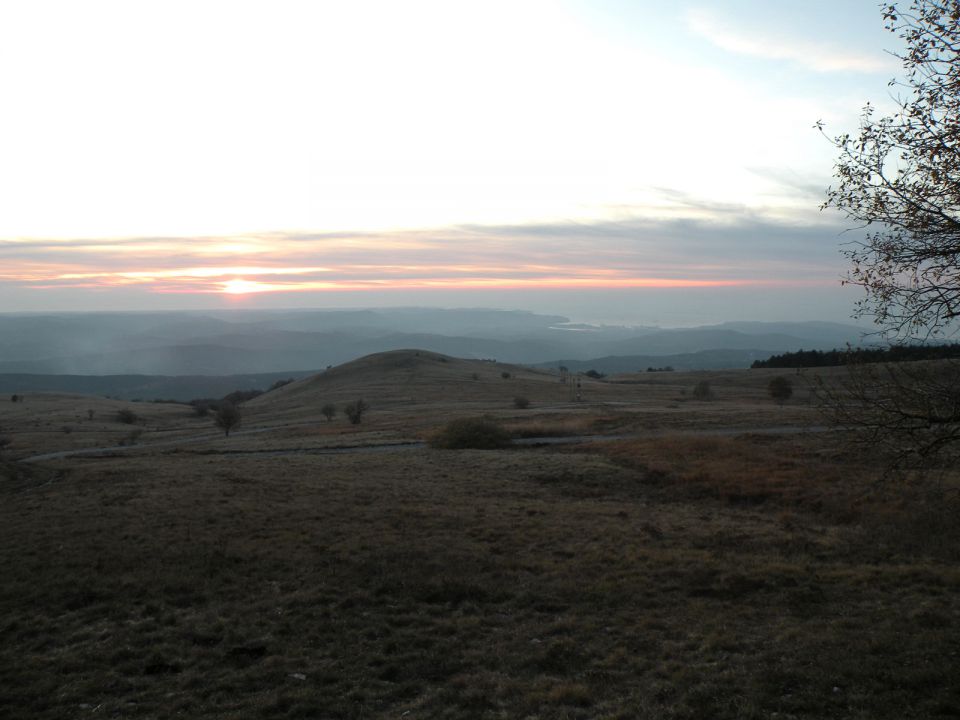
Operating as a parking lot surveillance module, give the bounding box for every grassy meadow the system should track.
[1,351,958,718]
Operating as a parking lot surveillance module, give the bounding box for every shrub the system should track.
[501,371,511,379]
[428,417,513,450]
[584,369,606,379]
[344,399,369,425]
[191,401,211,418]
[269,378,295,392]
[513,396,531,409]
[692,380,713,401]
[116,408,139,424]
[0,435,11,453]
[118,428,143,446]
[768,376,793,405]
[321,403,336,422]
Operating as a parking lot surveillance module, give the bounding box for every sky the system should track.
[0,0,905,325]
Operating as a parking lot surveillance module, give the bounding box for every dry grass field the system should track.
[1,351,958,719]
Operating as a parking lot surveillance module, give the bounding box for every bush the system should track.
[501,371,511,379]
[190,401,212,418]
[428,417,513,450]
[692,380,713,401]
[584,369,606,379]
[321,403,336,422]
[513,396,531,409]
[768,376,793,405]
[116,408,139,424]
[344,399,369,425]
[118,428,143,446]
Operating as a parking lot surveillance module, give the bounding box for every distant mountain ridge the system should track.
[0,309,869,378]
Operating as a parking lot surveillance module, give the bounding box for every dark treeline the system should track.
[187,378,296,416]
[752,344,960,369]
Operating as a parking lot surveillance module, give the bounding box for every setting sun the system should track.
[221,278,268,295]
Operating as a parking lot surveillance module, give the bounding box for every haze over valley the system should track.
[0,309,870,399]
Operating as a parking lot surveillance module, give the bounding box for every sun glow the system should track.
[221,278,271,295]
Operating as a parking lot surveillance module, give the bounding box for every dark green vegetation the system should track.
[1,350,958,718]
[753,343,960,368]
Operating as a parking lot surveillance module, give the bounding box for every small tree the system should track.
[10,394,18,403]
[321,403,336,422]
[501,371,511,380]
[343,399,369,425]
[768,376,793,405]
[513,396,531,409]
[214,402,242,437]
[692,380,713,401]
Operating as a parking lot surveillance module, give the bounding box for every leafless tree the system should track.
[214,402,242,437]
[816,357,960,469]
[819,0,960,340]
[343,399,368,425]
[817,2,960,466]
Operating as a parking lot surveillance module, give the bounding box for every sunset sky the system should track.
[0,1,901,325]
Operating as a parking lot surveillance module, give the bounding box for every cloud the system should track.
[686,8,890,73]
[1,201,852,302]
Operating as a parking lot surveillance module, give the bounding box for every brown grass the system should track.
[1,358,959,718]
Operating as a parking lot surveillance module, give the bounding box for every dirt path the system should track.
[18,424,831,464]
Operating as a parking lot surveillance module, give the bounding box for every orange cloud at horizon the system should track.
[10,258,837,296]
[3,221,846,304]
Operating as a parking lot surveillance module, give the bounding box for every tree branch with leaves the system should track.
[819,0,960,340]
